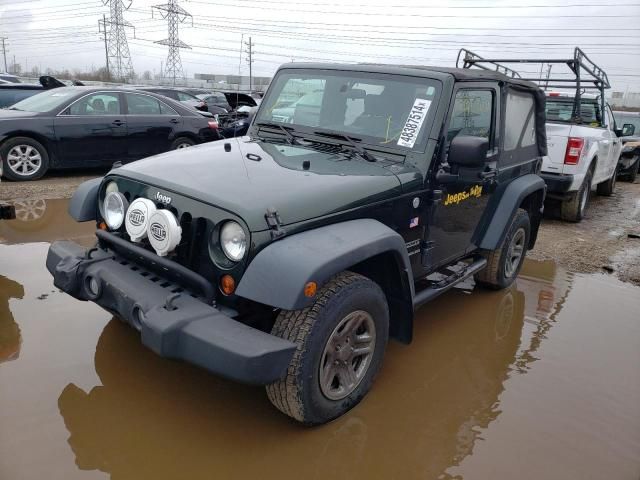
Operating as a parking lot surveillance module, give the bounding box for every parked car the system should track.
[270,90,323,123]
[217,106,257,137]
[47,59,546,424]
[543,92,622,220]
[196,91,258,113]
[0,75,84,108]
[458,47,621,222]
[0,87,221,181]
[136,87,213,113]
[0,73,21,84]
[613,111,640,182]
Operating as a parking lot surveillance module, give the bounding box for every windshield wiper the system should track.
[255,121,299,145]
[312,131,377,162]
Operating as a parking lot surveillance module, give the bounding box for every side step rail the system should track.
[412,257,487,310]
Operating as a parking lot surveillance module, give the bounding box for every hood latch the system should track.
[265,208,286,239]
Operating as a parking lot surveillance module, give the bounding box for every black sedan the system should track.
[0,87,222,181]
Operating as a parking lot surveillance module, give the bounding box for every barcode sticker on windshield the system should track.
[397,98,432,148]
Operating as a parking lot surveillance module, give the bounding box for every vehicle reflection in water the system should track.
[56,260,570,479]
[0,198,94,245]
[0,274,24,363]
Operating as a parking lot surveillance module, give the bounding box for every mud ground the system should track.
[2,173,639,284]
[0,170,105,202]
[528,180,640,285]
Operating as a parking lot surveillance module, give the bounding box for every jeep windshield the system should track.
[256,69,441,151]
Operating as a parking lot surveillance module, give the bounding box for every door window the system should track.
[605,106,615,130]
[504,90,536,151]
[69,93,120,115]
[176,91,195,102]
[447,90,494,142]
[125,93,177,115]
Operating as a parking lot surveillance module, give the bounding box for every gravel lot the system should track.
[2,173,639,284]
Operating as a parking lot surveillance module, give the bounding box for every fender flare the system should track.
[68,177,102,222]
[236,219,414,311]
[478,174,546,250]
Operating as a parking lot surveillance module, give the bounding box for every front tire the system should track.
[596,167,617,196]
[1,137,49,181]
[266,271,389,425]
[623,157,639,183]
[170,136,196,150]
[475,208,530,290]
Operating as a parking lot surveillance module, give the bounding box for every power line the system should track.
[183,0,640,18]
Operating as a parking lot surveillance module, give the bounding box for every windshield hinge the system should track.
[265,208,286,239]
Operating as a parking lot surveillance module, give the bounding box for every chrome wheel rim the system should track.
[176,142,191,149]
[504,228,526,279]
[319,310,376,401]
[7,145,42,177]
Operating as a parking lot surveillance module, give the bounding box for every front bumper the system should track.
[46,238,296,385]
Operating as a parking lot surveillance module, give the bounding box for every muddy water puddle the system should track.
[1,201,639,480]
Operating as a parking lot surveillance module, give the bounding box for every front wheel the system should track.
[475,208,530,290]
[170,136,196,150]
[596,167,617,196]
[623,157,639,183]
[266,271,389,425]
[1,137,50,181]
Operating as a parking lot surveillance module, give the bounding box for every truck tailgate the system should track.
[543,123,571,173]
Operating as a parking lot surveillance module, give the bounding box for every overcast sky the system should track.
[0,0,639,91]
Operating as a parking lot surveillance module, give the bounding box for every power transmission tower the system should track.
[152,0,192,85]
[99,0,134,82]
[244,36,254,92]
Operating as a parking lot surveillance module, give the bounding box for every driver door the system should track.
[426,85,500,269]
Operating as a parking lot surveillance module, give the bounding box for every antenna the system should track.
[100,0,134,82]
[152,0,192,85]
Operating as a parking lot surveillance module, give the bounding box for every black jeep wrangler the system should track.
[46,62,546,425]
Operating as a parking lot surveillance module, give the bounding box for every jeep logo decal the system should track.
[150,222,167,242]
[155,192,172,204]
[128,209,145,226]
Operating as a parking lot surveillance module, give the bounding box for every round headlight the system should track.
[105,181,119,194]
[103,192,127,230]
[220,221,247,262]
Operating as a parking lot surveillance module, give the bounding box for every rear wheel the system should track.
[1,137,49,181]
[475,208,530,290]
[170,137,195,150]
[597,167,617,196]
[266,271,389,425]
[560,170,592,222]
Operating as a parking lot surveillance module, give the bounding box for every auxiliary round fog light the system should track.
[125,197,157,242]
[147,209,182,256]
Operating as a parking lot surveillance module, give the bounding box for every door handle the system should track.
[169,118,179,124]
[112,120,124,126]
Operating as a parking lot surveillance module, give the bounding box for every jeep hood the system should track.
[116,138,414,231]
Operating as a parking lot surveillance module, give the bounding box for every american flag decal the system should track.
[409,217,419,228]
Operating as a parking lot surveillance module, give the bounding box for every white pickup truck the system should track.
[541,92,623,221]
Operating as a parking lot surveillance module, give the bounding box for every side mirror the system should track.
[614,128,624,138]
[448,136,489,168]
[622,123,635,137]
